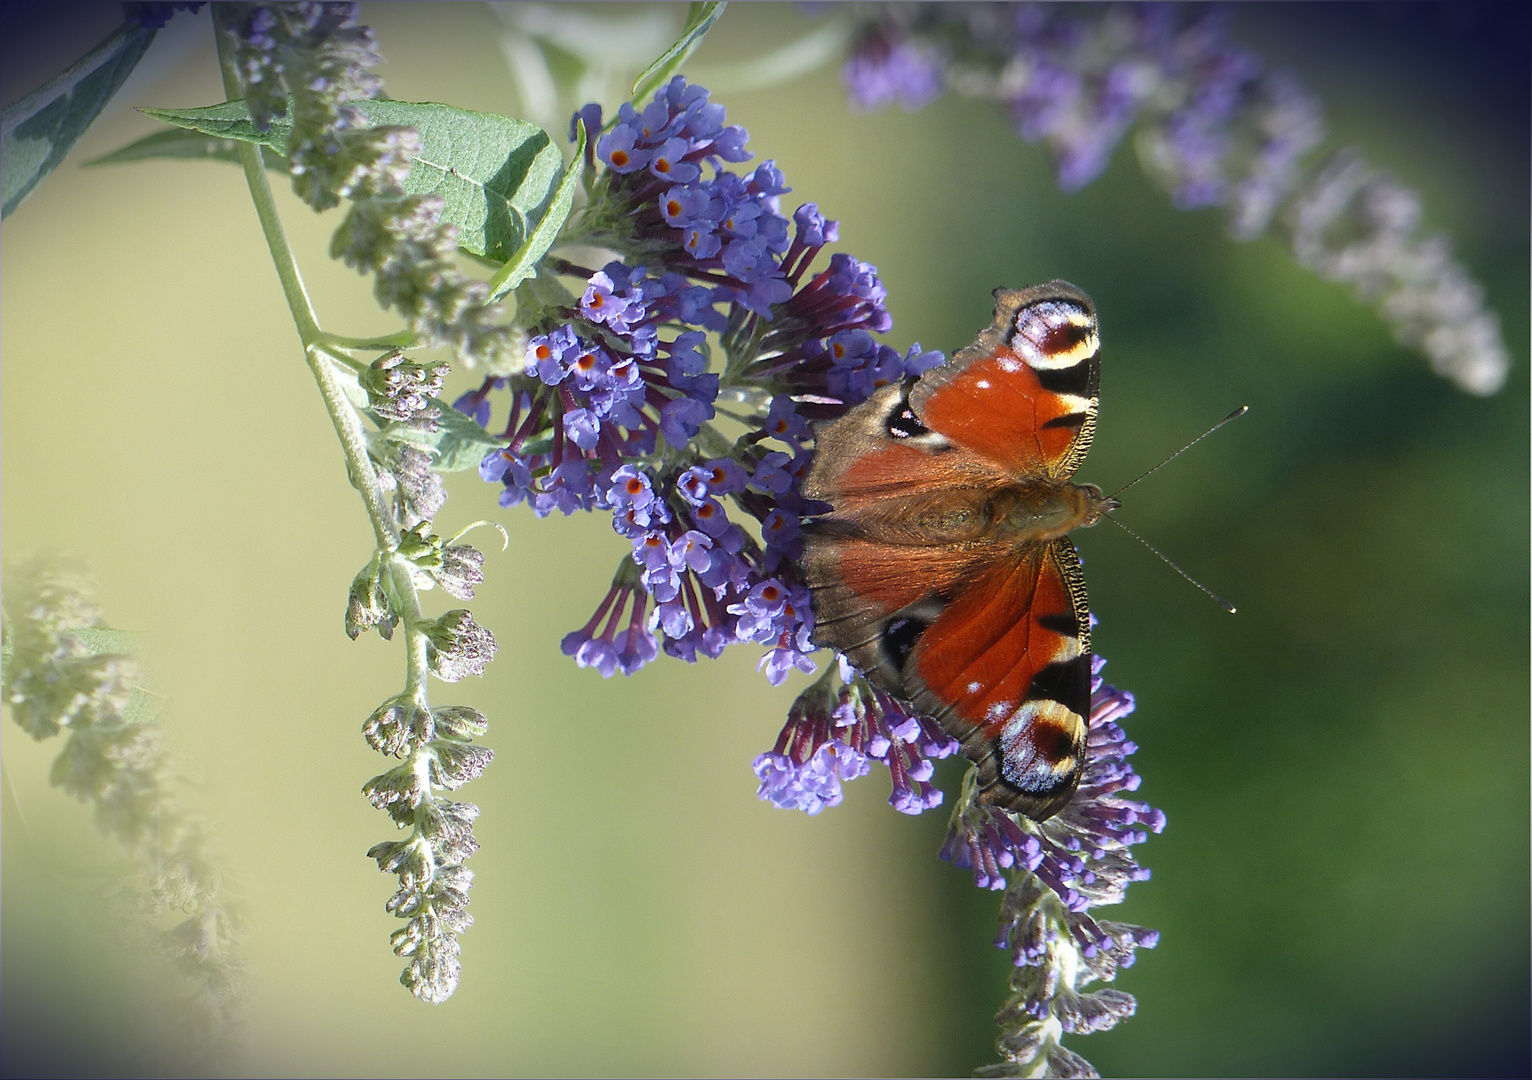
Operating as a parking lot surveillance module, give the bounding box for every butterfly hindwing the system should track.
[903,537,1092,819]
[803,536,998,687]
[909,281,1100,482]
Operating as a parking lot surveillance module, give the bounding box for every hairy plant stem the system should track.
[213,11,425,637]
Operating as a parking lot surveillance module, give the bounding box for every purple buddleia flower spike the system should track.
[836,2,1511,393]
[940,652,1160,1076]
[753,659,959,816]
[463,76,941,688]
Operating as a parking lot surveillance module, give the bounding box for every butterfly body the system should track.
[802,282,1111,821]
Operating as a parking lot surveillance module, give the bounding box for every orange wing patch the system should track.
[914,347,1087,479]
[908,281,1100,481]
[911,547,1075,738]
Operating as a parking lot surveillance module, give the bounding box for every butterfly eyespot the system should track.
[885,404,930,440]
[880,614,931,670]
[1012,299,1099,371]
[1043,724,1077,760]
[1041,322,1091,357]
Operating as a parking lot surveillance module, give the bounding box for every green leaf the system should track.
[363,101,563,262]
[488,123,584,302]
[85,126,288,171]
[120,684,164,727]
[381,397,503,473]
[632,2,728,103]
[142,99,565,261]
[1,23,158,219]
[138,98,284,147]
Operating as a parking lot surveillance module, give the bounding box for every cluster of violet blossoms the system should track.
[458,76,942,701]
[752,657,962,816]
[839,2,1511,395]
[843,2,1322,221]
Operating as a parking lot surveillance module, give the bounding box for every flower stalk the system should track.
[213,3,495,1002]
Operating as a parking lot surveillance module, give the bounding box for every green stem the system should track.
[215,13,397,550]
[387,559,432,695]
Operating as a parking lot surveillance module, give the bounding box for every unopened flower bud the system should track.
[423,610,496,682]
[362,762,426,816]
[364,351,449,423]
[431,705,488,741]
[345,561,397,641]
[363,692,436,755]
[428,741,493,790]
[396,521,444,568]
[393,446,446,527]
[432,544,484,600]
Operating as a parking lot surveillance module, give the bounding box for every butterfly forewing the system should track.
[909,281,1100,481]
[803,383,1014,512]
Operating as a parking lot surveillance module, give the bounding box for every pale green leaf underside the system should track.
[1,621,13,693]
[1,23,157,219]
[139,99,564,260]
[488,123,584,302]
[632,2,728,103]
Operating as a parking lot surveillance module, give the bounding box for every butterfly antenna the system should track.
[1102,513,1237,614]
[1107,405,1249,500]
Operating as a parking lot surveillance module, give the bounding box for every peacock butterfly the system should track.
[801,281,1115,822]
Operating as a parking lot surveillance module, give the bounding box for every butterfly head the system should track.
[1076,482,1120,526]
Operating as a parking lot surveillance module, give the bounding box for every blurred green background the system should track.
[2,3,1526,1076]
